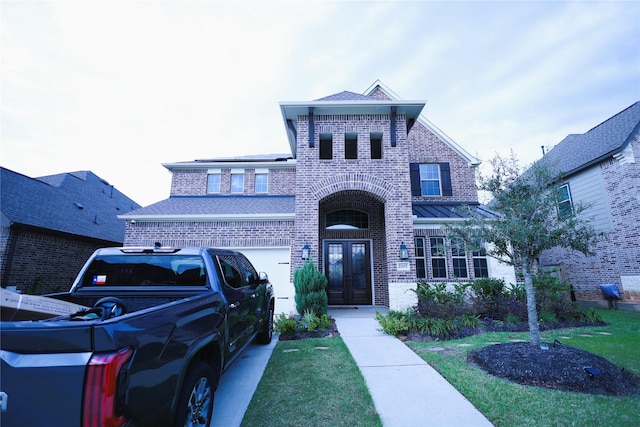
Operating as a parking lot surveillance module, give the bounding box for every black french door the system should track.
[324,241,372,305]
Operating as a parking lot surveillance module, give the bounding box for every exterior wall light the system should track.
[399,242,409,260]
[301,244,310,260]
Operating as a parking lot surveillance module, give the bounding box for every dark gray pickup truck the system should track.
[0,246,275,427]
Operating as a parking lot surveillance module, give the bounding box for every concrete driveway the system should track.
[210,337,279,427]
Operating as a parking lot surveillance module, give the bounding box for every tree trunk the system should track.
[522,260,540,346]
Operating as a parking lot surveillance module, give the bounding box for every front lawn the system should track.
[241,336,381,427]
[408,309,640,427]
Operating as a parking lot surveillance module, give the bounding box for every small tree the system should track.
[293,259,328,317]
[449,152,600,346]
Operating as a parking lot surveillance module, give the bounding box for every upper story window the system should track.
[320,133,333,160]
[207,172,221,194]
[410,163,452,197]
[370,132,382,160]
[345,133,358,159]
[231,170,244,193]
[557,183,573,220]
[255,172,268,193]
[326,209,369,230]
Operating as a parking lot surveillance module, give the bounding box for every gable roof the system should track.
[364,80,480,167]
[119,195,296,221]
[1,167,141,243]
[280,82,426,158]
[539,101,640,177]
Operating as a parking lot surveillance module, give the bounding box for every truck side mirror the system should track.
[258,272,269,283]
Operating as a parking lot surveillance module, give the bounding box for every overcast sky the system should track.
[2,1,639,207]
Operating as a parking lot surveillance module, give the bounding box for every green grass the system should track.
[407,309,640,427]
[241,336,381,427]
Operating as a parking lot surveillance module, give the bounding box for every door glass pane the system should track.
[351,243,367,289]
[328,244,343,289]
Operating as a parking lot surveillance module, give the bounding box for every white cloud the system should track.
[2,0,639,206]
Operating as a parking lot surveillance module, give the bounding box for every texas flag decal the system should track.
[92,275,107,285]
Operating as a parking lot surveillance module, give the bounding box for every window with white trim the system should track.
[255,172,268,193]
[557,183,573,220]
[207,173,221,194]
[231,172,244,193]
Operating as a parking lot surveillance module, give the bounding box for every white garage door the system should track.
[234,247,295,315]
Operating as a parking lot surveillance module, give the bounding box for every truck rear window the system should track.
[79,255,207,287]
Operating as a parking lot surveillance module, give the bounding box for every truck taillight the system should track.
[83,347,133,427]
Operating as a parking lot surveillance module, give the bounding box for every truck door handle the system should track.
[229,302,240,309]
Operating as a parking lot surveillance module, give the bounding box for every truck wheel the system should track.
[255,303,274,344]
[174,361,215,427]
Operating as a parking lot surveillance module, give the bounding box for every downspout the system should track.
[308,107,315,148]
[390,106,397,147]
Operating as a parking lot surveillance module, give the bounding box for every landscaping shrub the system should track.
[293,259,328,317]
[413,281,470,319]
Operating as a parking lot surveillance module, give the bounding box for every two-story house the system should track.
[537,101,640,304]
[120,81,515,313]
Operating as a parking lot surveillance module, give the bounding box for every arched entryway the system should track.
[318,190,386,305]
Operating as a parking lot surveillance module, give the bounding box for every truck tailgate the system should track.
[0,320,94,426]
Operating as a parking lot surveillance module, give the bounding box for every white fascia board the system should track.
[163,160,296,171]
[118,213,296,222]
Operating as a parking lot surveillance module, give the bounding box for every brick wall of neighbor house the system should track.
[1,229,106,295]
[170,168,296,196]
[540,136,640,302]
[123,220,294,249]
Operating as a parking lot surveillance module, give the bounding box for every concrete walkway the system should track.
[329,307,493,427]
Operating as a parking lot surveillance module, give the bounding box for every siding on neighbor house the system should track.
[539,133,640,301]
[565,165,614,232]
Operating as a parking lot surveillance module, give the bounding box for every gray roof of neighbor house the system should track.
[1,167,141,243]
[540,101,640,177]
[120,195,296,220]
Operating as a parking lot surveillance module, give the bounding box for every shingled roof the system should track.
[120,195,296,219]
[1,167,140,243]
[540,101,640,177]
[315,91,379,101]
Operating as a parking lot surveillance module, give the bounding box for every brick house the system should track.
[537,101,640,303]
[120,81,515,313]
[1,167,141,294]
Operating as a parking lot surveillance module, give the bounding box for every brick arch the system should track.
[310,173,394,203]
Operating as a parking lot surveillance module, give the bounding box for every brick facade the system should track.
[122,83,497,310]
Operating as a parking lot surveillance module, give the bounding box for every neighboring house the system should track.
[120,81,515,313]
[0,167,141,294]
[537,101,640,303]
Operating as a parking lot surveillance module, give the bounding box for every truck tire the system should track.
[255,303,274,344]
[174,361,215,427]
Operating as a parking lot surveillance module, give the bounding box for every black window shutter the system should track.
[440,163,452,196]
[410,163,421,196]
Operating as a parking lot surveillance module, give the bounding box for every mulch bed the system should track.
[468,342,639,396]
[277,318,340,341]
